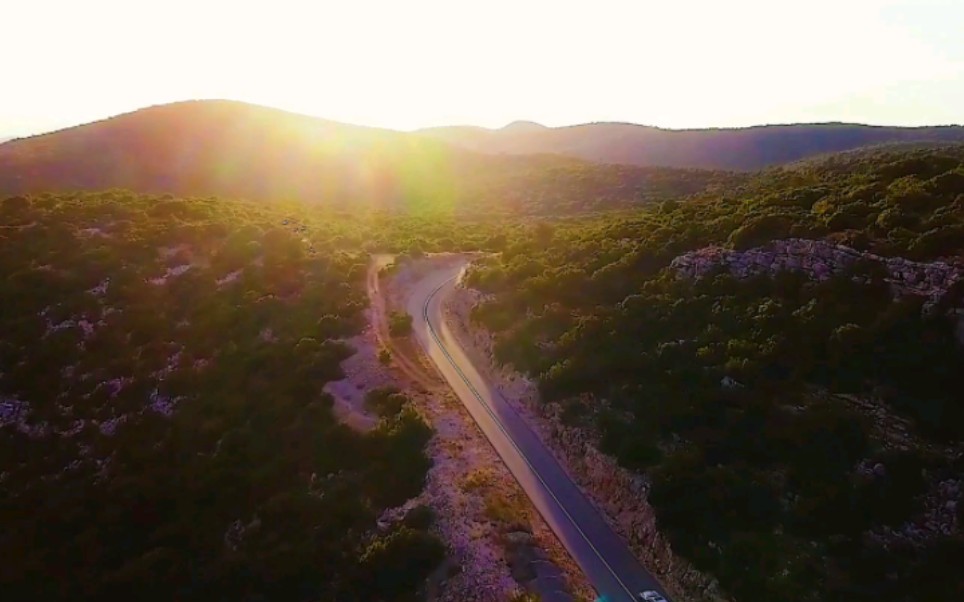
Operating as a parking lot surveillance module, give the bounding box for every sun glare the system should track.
[3,0,962,137]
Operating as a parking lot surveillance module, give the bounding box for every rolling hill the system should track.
[420,121,964,171]
[0,101,737,215]
[466,144,964,601]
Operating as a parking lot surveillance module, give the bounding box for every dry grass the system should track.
[484,491,528,527]
[461,467,497,492]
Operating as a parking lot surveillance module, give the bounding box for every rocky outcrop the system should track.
[670,238,962,303]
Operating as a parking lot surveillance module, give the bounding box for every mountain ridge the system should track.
[419,120,964,171]
[0,100,737,214]
[425,119,964,134]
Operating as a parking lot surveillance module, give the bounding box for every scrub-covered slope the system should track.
[0,191,441,601]
[465,146,964,602]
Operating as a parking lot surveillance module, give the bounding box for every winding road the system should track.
[405,259,672,602]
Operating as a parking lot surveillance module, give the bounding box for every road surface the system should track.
[406,260,672,602]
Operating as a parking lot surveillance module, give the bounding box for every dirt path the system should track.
[367,254,442,391]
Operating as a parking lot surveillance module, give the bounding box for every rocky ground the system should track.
[671,238,962,304]
[326,254,594,602]
[444,277,728,602]
[839,389,963,549]
[322,314,384,433]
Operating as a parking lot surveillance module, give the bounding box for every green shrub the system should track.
[402,504,437,530]
[378,346,392,365]
[364,387,409,417]
[388,311,413,336]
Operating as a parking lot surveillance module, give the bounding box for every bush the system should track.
[364,387,408,417]
[402,504,437,530]
[388,311,413,336]
[728,213,795,250]
[484,492,527,526]
[378,346,392,365]
[461,467,495,492]
[356,527,445,598]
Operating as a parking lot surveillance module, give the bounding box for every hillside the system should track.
[464,146,964,601]
[0,101,737,215]
[0,191,446,601]
[421,121,964,171]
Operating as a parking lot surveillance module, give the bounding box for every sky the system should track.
[3,0,962,137]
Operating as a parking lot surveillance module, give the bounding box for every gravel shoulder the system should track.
[325,253,595,602]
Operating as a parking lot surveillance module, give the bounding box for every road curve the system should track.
[406,260,672,602]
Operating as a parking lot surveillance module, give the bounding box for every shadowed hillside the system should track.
[0,101,738,214]
[0,191,446,601]
[421,121,964,171]
[465,145,964,601]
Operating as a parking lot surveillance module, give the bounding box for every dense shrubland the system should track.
[0,192,441,601]
[467,146,964,602]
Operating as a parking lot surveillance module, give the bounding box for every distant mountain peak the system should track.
[500,120,547,132]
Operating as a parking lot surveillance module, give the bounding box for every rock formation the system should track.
[670,238,962,303]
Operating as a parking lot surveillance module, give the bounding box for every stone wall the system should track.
[670,238,962,302]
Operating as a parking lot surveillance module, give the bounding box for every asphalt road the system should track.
[406,260,673,602]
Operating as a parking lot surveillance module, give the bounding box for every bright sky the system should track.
[3,0,962,137]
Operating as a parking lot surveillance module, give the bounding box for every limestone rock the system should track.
[670,238,962,304]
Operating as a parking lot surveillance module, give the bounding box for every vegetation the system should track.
[378,346,393,365]
[388,311,414,336]
[364,387,411,418]
[467,146,964,602]
[0,191,441,601]
[461,467,497,492]
[484,492,528,527]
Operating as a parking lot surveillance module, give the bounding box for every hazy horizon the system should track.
[3,0,962,138]
[3,98,964,143]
